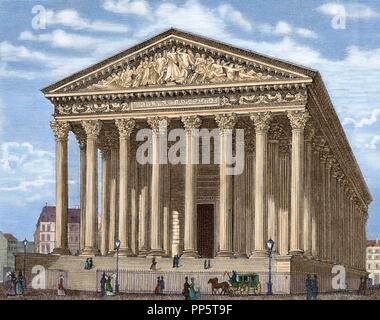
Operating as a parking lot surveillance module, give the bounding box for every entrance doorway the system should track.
[197,204,214,258]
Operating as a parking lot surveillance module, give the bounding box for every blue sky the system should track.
[0,0,379,241]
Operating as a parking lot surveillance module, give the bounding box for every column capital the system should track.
[71,126,86,149]
[147,116,169,134]
[115,118,136,138]
[250,112,271,132]
[51,120,70,142]
[181,115,202,132]
[287,110,310,130]
[82,120,102,139]
[215,113,237,132]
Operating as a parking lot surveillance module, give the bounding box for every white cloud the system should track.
[19,29,104,50]
[365,136,380,150]
[0,142,54,206]
[102,0,151,17]
[217,3,252,32]
[343,109,380,128]
[45,8,129,33]
[272,21,317,38]
[317,2,379,20]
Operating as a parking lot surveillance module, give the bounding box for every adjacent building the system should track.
[367,239,380,285]
[0,232,34,282]
[34,205,80,255]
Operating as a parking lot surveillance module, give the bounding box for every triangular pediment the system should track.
[42,29,313,95]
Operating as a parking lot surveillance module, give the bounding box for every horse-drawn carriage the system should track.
[208,272,262,296]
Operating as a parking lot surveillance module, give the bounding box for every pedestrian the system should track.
[100,272,106,297]
[154,277,160,294]
[182,276,190,300]
[305,274,313,300]
[5,271,16,296]
[189,277,201,300]
[15,271,25,295]
[312,274,319,300]
[150,256,157,270]
[174,254,180,268]
[172,254,177,268]
[207,259,211,269]
[89,258,93,269]
[204,259,208,269]
[160,276,165,295]
[84,258,89,270]
[57,275,66,296]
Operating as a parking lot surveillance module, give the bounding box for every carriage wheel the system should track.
[228,287,235,296]
[240,283,249,296]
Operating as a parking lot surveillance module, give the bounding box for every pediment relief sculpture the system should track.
[85,45,289,92]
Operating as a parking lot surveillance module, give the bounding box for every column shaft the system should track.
[51,121,70,255]
[250,112,271,256]
[288,110,309,254]
[182,116,201,257]
[108,147,119,254]
[215,114,236,257]
[82,120,102,256]
[100,149,110,255]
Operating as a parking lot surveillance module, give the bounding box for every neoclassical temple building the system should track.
[41,29,371,294]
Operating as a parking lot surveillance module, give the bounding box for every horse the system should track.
[208,277,229,295]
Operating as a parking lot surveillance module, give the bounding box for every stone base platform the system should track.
[16,253,366,295]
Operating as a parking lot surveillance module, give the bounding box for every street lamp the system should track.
[114,239,121,294]
[23,238,28,290]
[266,238,274,295]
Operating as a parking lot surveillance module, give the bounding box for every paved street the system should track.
[1,284,380,300]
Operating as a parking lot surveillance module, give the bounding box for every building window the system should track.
[47,225,50,232]
[41,224,45,232]
[46,244,50,253]
[41,234,45,241]
[47,234,50,241]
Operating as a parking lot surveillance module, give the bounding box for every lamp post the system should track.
[266,238,274,295]
[23,238,28,289]
[115,239,121,294]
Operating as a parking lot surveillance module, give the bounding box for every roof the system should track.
[3,233,17,241]
[36,205,80,225]
[367,240,380,247]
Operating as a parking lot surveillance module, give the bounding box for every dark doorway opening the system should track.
[197,204,214,258]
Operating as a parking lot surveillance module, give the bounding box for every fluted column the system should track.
[81,120,102,256]
[303,130,313,256]
[325,156,332,262]
[108,139,119,255]
[288,110,310,254]
[51,120,70,255]
[311,139,320,259]
[278,140,290,255]
[100,139,111,256]
[181,115,202,257]
[250,112,271,256]
[115,118,136,256]
[147,116,168,256]
[319,147,328,261]
[268,123,281,252]
[138,164,149,256]
[215,113,237,257]
[72,127,87,252]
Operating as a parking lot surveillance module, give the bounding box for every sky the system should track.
[0,0,379,241]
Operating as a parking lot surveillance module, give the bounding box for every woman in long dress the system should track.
[189,277,201,300]
[105,275,115,296]
[5,272,16,296]
[164,47,181,83]
[15,271,24,295]
[57,276,66,296]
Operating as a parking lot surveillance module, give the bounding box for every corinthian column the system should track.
[115,118,136,256]
[81,120,102,256]
[215,113,237,257]
[147,116,168,256]
[51,120,70,255]
[72,126,86,252]
[250,112,271,256]
[99,137,111,256]
[181,115,202,257]
[288,110,310,254]
[108,133,119,255]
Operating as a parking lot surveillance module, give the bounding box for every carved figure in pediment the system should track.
[120,66,133,87]
[154,52,167,84]
[132,63,144,87]
[165,46,182,83]
[189,53,207,83]
[208,58,226,83]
